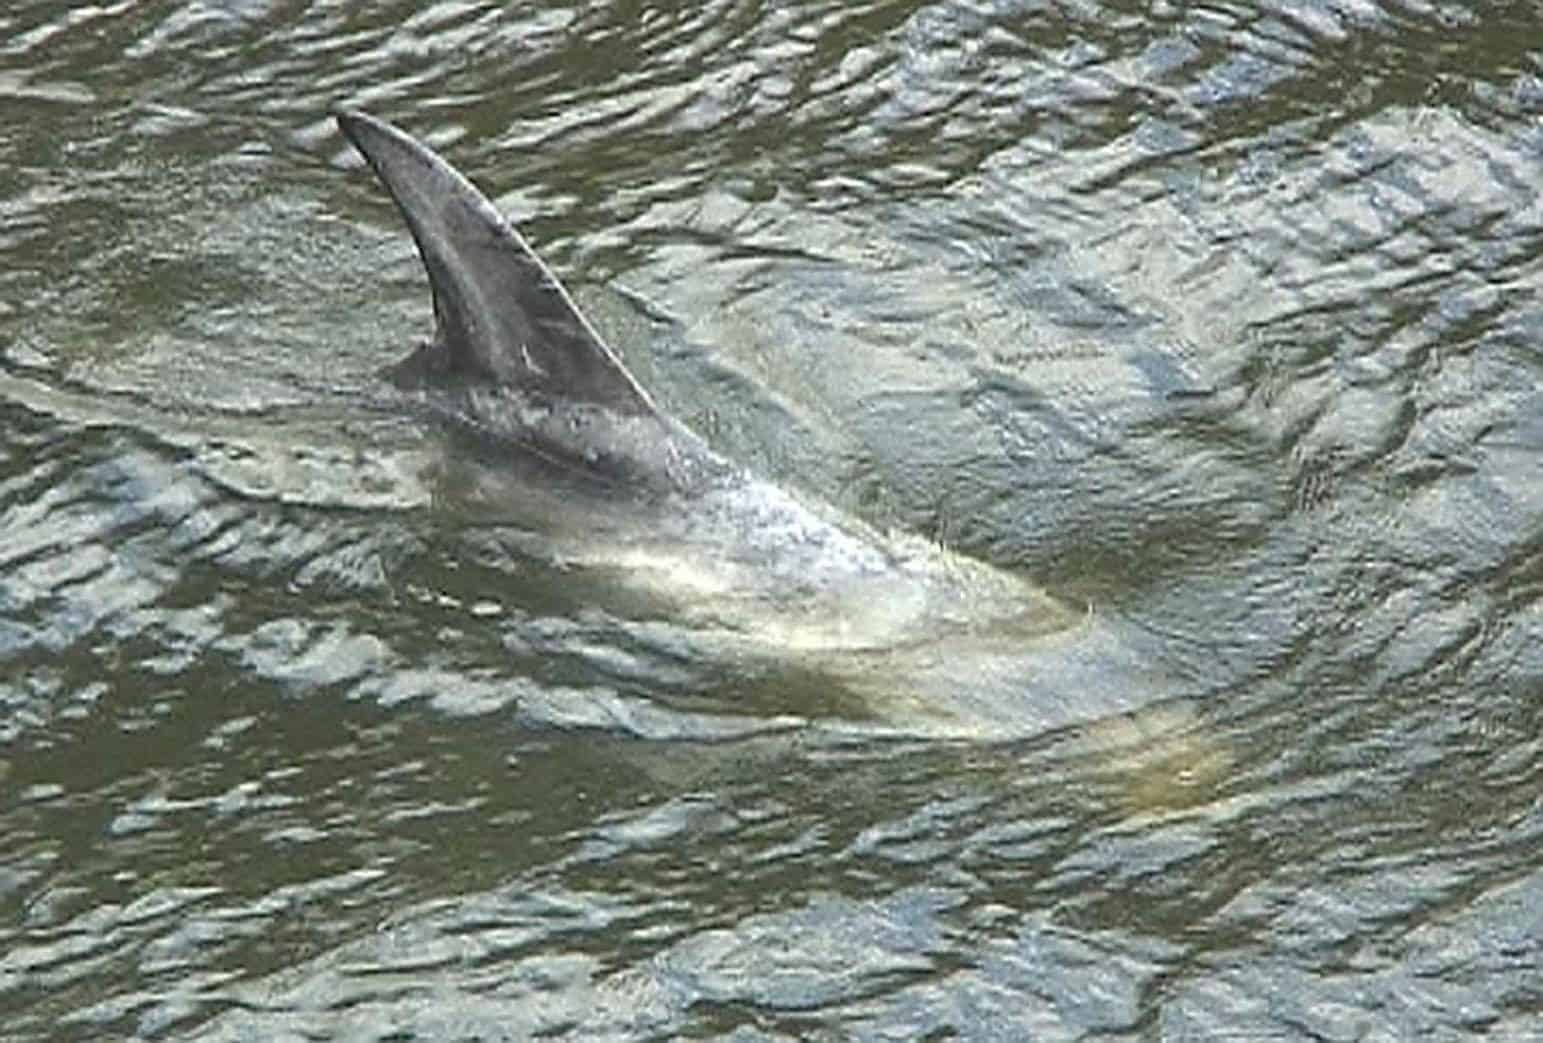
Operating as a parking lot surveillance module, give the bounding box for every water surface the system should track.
[1,0,1540,1038]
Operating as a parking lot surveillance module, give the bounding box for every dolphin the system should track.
[335,110,1145,736]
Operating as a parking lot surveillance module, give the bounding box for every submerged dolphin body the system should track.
[336,110,1144,737]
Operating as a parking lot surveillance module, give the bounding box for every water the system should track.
[2,0,1540,1038]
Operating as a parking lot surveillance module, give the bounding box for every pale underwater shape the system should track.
[336,109,1167,739]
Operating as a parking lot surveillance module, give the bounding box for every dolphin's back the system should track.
[336,110,658,418]
[332,109,1095,735]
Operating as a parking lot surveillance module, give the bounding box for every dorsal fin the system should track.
[336,109,659,417]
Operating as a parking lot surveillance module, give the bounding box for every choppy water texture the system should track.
[2,0,1541,1038]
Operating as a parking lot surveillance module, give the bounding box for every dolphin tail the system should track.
[335,109,659,418]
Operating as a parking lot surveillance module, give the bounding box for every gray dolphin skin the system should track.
[335,109,1124,737]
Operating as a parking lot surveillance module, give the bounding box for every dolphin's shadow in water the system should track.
[334,109,1173,739]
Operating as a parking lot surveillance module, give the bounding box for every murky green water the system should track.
[2,1,1540,1038]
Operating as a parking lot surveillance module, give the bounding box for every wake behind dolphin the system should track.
[335,110,1156,737]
